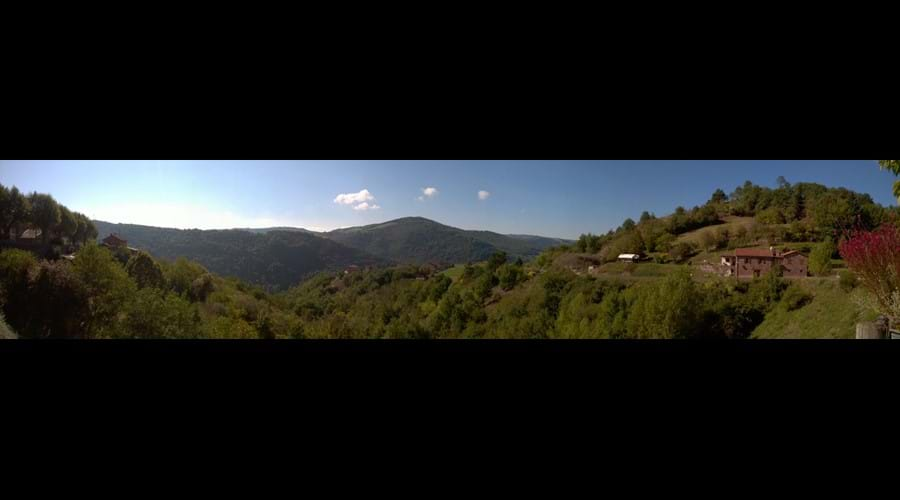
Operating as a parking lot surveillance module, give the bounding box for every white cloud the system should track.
[352,202,380,211]
[478,190,491,201]
[334,189,380,211]
[333,189,375,206]
[417,187,439,202]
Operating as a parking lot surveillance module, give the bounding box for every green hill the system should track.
[92,221,386,291]
[751,279,877,339]
[324,217,568,265]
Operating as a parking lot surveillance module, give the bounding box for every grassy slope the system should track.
[596,262,683,278]
[441,264,466,282]
[676,216,757,245]
[751,280,877,339]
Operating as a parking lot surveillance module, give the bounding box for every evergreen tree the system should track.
[125,251,166,290]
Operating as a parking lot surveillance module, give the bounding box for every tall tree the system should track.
[809,239,835,277]
[27,192,60,245]
[125,251,166,290]
[73,212,87,245]
[879,160,900,202]
[0,185,30,239]
[84,218,99,243]
[709,188,727,204]
[57,204,78,241]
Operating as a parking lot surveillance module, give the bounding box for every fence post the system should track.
[856,316,889,339]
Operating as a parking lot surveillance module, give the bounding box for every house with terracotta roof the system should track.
[721,247,808,278]
[101,233,128,248]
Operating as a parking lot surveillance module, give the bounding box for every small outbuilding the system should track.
[617,253,640,263]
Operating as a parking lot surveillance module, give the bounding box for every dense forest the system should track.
[92,220,387,291]
[1,174,898,340]
[0,183,98,256]
[94,217,569,290]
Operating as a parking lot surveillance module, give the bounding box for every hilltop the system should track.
[91,217,570,290]
[324,216,569,265]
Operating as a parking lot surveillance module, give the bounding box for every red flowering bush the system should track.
[839,222,900,322]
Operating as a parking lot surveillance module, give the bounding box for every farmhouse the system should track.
[721,247,808,278]
[101,233,128,248]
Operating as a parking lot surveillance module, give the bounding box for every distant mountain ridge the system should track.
[92,221,386,291]
[323,216,570,264]
[237,227,320,235]
[92,217,571,289]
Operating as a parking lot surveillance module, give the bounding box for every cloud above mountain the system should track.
[334,189,379,210]
[417,187,439,202]
[352,202,380,211]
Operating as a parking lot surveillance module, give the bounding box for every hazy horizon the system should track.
[1,160,896,240]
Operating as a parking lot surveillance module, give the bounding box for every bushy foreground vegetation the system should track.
[0,245,302,339]
[0,240,844,339]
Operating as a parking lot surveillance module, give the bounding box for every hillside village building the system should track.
[101,233,128,248]
[721,247,808,278]
[617,253,641,263]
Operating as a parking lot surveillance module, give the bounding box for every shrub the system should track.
[625,269,702,339]
[125,251,165,289]
[780,284,813,311]
[497,263,524,291]
[756,207,785,225]
[809,240,835,276]
[24,260,91,338]
[429,274,452,301]
[668,242,696,264]
[0,249,38,332]
[487,251,508,272]
[838,270,857,292]
[117,288,197,339]
[164,257,207,296]
[71,243,136,336]
[655,232,677,252]
[189,273,215,302]
[839,223,900,321]
[202,316,258,339]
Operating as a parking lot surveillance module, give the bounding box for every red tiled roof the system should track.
[735,248,779,258]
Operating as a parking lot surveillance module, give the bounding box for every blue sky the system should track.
[0,160,896,239]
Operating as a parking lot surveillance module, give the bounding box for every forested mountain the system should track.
[323,217,569,264]
[92,221,386,291]
[92,218,569,289]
